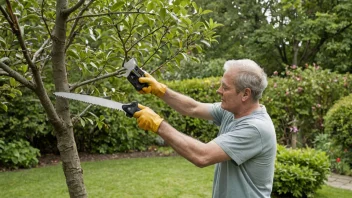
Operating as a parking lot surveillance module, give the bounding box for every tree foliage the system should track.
[194,0,352,74]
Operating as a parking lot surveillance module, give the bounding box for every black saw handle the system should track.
[127,66,148,91]
[122,101,141,117]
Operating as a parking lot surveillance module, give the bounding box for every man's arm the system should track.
[160,88,213,120]
[157,121,230,167]
[138,73,213,120]
[133,104,230,167]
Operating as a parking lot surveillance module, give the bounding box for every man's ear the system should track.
[242,88,251,101]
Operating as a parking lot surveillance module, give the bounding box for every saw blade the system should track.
[54,92,124,111]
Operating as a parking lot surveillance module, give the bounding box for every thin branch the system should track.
[41,0,53,40]
[69,68,126,91]
[67,11,155,22]
[0,68,9,76]
[127,25,166,52]
[61,0,86,16]
[150,49,184,74]
[0,6,12,27]
[141,26,170,67]
[3,1,37,72]
[0,49,29,52]
[0,61,35,90]
[32,38,50,63]
[72,103,93,124]
[66,0,95,51]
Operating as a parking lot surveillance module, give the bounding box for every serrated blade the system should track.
[54,92,124,111]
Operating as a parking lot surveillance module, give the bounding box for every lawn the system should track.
[0,156,351,198]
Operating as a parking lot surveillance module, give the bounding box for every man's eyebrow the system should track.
[221,80,229,87]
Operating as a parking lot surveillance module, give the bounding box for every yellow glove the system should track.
[133,104,164,133]
[139,73,167,97]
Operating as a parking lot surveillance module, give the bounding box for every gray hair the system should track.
[224,59,268,101]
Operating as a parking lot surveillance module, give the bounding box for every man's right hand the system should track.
[139,73,167,97]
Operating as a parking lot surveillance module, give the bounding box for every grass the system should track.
[0,156,351,198]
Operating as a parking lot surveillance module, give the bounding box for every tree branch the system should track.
[127,25,167,52]
[66,0,95,51]
[150,48,184,74]
[141,26,170,68]
[41,0,53,40]
[61,0,86,16]
[72,103,93,125]
[0,60,35,90]
[0,68,9,76]
[67,11,155,22]
[69,68,126,91]
[32,38,51,63]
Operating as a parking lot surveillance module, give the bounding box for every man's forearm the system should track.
[160,89,197,116]
[157,121,230,167]
[157,121,209,167]
[160,88,213,120]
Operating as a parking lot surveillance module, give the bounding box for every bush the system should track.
[162,58,226,80]
[0,139,40,169]
[262,64,352,147]
[323,94,352,174]
[314,133,352,176]
[0,89,54,153]
[273,145,330,198]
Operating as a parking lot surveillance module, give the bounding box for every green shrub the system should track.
[273,145,330,198]
[323,94,352,174]
[0,89,54,153]
[0,139,40,169]
[162,58,226,80]
[324,94,352,152]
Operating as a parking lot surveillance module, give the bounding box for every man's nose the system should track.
[216,87,222,95]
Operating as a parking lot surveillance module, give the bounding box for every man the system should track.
[133,59,277,198]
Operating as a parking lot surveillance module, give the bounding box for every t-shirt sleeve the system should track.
[213,123,263,165]
[210,103,223,126]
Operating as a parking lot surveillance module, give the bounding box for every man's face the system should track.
[216,69,243,113]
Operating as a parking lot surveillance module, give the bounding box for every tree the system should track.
[193,0,352,74]
[0,0,220,197]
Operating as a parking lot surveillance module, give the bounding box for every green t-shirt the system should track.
[210,103,276,198]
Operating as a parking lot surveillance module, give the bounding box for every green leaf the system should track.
[200,10,212,15]
[90,62,98,69]
[191,2,198,12]
[111,1,125,11]
[80,118,85,127]
[9,78,17,87]
[22,65,28,73]
[160,8,166,19]
[0,102,8,112]
[200,40,211,47]
[86,118,94,125]
[67,49,80,59]
[97,122,103,130]
[0,36,6,47]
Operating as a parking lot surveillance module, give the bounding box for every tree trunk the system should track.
[291,133,297,149]
[292,40,299,66]
[51,0,87,197]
